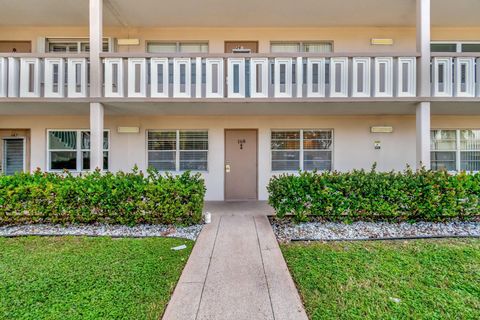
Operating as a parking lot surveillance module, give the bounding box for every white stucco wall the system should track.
[3,114,478,200]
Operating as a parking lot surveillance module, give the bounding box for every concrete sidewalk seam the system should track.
[254,216,276,320]
[194,215,222,320]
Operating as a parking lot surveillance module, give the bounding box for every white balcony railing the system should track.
[431,54,480,98]
[0,54,89,98]
[101,54,418,99]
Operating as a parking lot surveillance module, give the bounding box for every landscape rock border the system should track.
[0,224,203,241]
[271,218,480,243]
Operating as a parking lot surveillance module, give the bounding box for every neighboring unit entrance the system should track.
[225,129,258,201]
[2,138,25,175]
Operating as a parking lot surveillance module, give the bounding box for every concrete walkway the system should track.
[162,202,308,320]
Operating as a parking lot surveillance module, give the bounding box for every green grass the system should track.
[281,239,480,320]
[0,236,193,320]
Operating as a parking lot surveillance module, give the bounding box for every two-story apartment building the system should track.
[0,0,479,201]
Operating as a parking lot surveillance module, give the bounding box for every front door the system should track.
[2,138,25,175]
[225,130,257,201]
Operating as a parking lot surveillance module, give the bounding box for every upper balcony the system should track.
[0,0,480,103]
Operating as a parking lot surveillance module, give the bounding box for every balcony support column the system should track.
[416,0,430,97]
[416,102,430,170]
[90,102,104,171]
[89,0,103,98]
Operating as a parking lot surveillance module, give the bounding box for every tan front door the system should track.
[225,129,257,201]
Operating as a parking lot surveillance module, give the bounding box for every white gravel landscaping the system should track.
[0,224,203,241]
[271,220,480,242]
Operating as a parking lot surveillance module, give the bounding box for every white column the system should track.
[89,0,104,170]
[416,0,431,169]
[90,102,104,170]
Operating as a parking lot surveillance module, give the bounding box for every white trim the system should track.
[104,58,124,97]
[329,57,348,97]
[173,58,191,98]
[44,58,65,98]
[0,57,7,97]
[127,58,147,97]
[7,57,20,98]
[206,58,224,98]
[306,58,326,98]
[67,58,87,98]
[227,58,245,98]
[296,57,303,98]
[195,57,202,98]
[19,58,41,98]
[374,57,393,97]
[250,58,268,98]
[352,57,371,97]
[150,58,169,98]
[397,57,417,97]
[274,58,292,98]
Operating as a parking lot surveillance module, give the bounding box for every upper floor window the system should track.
[271,130,333,171]
[46,38,111,53]
[431,129,480,172]
[147,41,209,53]
[270,41,333,53]
[431,41,480,53]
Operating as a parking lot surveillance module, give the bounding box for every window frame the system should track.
[145,41,210,53]
[270,129,334,172]
[47,129,110,172]
[270,41,334,53]
[45,37,113,53]
[431,128,480,172]
[146,129,209,172]
[431,41,480,53]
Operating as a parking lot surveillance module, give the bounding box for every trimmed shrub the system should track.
[267,166,480,222]
[0,168,206,226]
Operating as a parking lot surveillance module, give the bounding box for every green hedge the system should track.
[0,168,206,226]
[267,166,480,222]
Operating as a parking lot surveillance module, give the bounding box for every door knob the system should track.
[225,164,231,173]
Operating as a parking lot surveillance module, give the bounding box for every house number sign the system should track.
[238,139,246,149]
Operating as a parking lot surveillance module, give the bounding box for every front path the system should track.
[162,202,308,320]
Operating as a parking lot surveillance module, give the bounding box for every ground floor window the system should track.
[431,129,480,171]
[147,130,208,171]
[271,129,333,171]
[48,130,109,171]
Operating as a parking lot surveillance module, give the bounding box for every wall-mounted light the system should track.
[371,38,394,46]
[117,126,140,134]
[117,38,140,46]
[371,126,393,133]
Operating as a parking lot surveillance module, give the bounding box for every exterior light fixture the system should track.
[371,38,394,46]
[117,126,140,133]
[117,38,140,46]
[371,126,393,133]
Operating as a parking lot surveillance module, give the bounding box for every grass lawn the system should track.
[0,236,193,320]
[281,239,480,320]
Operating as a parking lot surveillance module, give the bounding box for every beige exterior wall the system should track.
[1,114,479,200]
[0,26,478,53]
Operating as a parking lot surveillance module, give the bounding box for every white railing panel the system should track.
[329,57,348,97]
[7,58,19,97]
[250,58,268,98]
[352,57,371,97]
[67,58,87,98]
[374,57,393,97]
[433,57,453,97]
[127,58,146,98]
[150,58,169,98]
[173,58,191,98]
[19,58,40,98]
[477,58,480,97]
[0,58,6,97]
[206,58,224,98]
[397,57,416,97]
[195,57,202,98]
[296,57,303,98]
[104,58,124,97]
[274,58,292,98]
[306,58,326,98]
[455,58,475,97]
[44,58,65,98]
[227,58,245,98]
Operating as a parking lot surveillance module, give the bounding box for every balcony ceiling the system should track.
[0,0,479,27]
